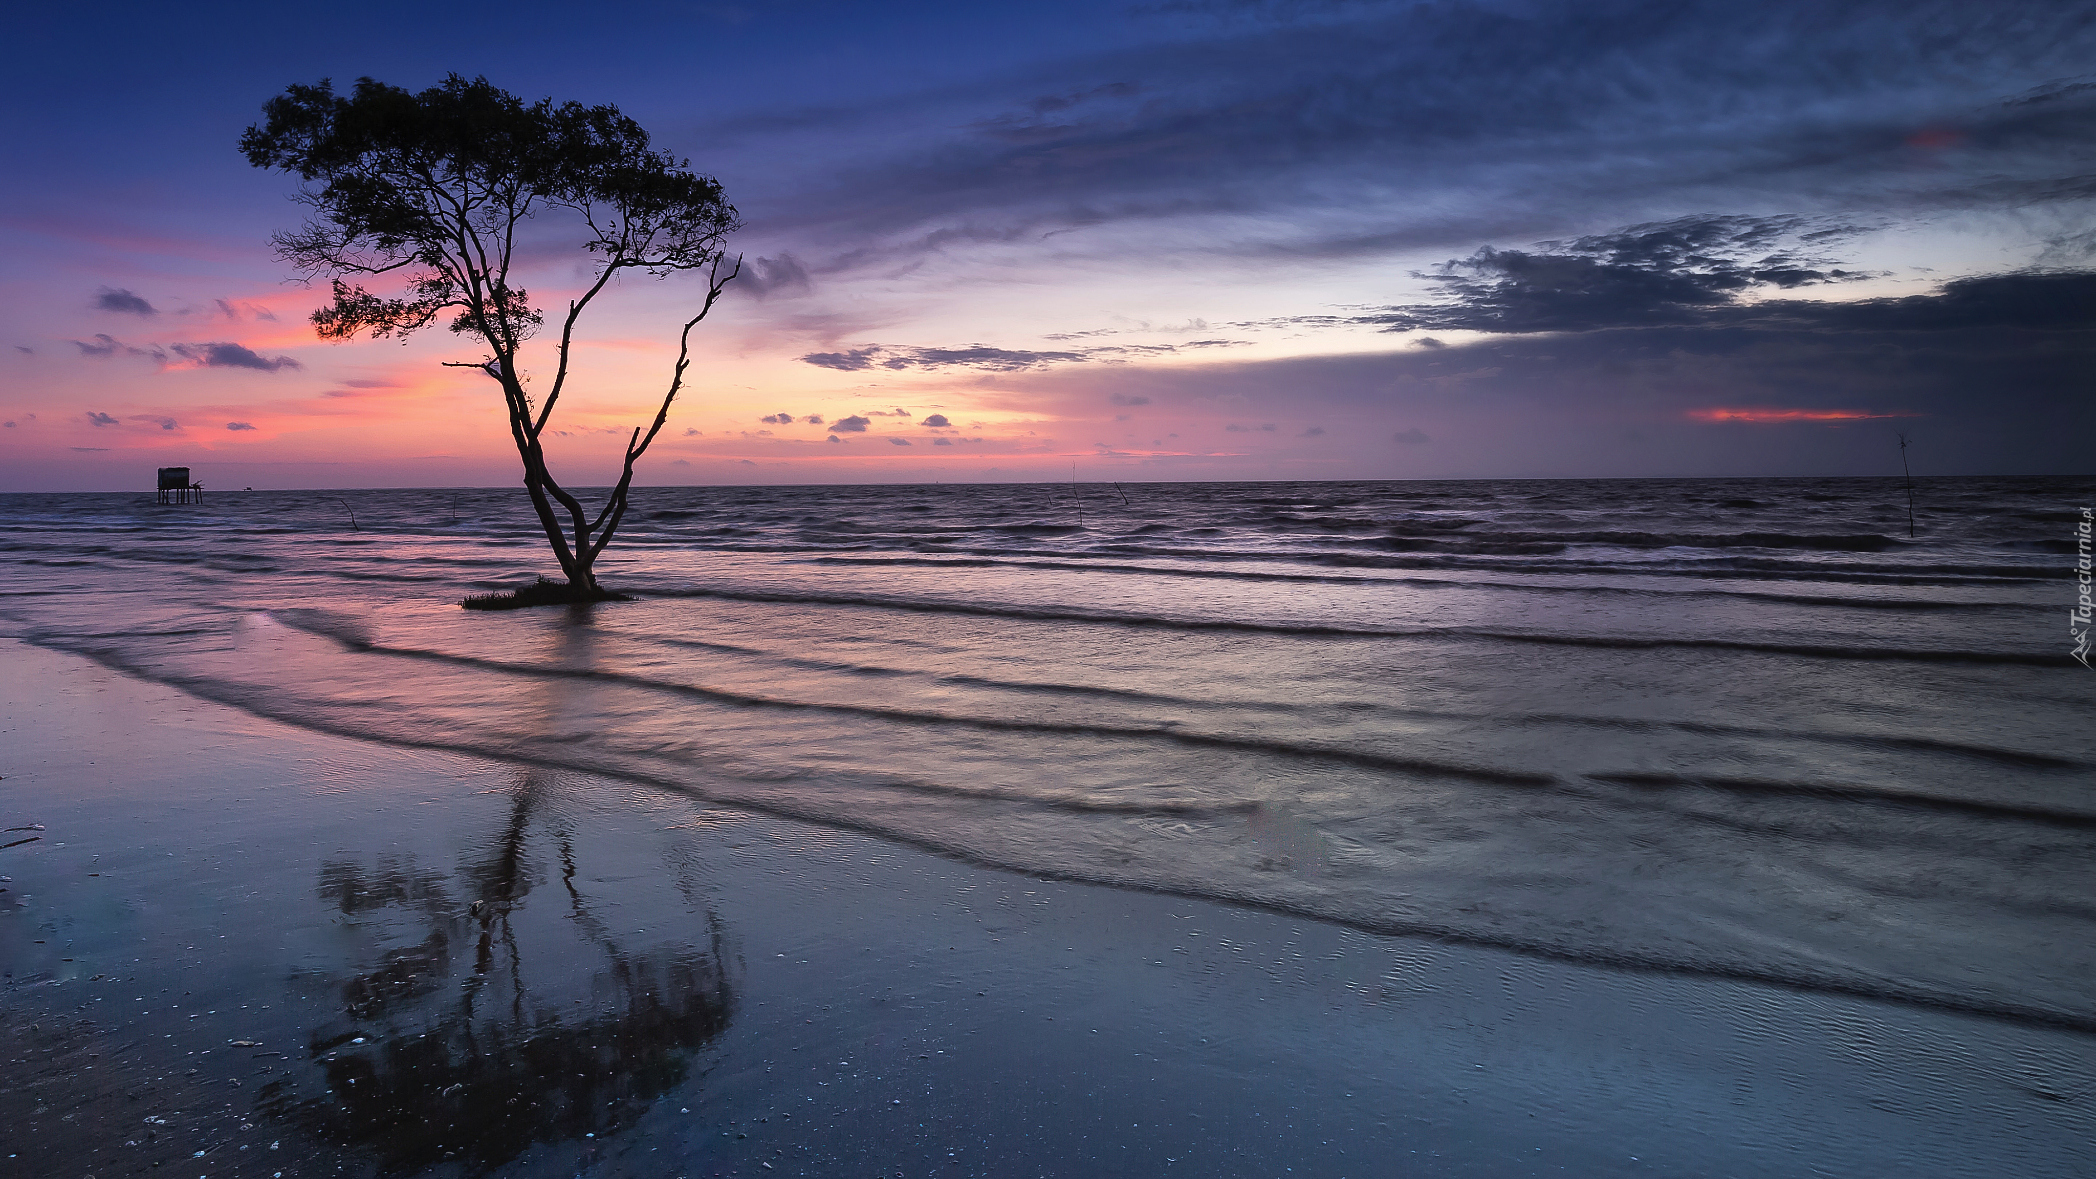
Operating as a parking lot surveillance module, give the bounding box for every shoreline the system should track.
[3,637,2092,1177]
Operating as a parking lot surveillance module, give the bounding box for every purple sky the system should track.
[3,0,2092,489]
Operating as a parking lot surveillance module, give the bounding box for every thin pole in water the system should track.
[1896,432,1916,538]
[1073,461,1083,529]
[336,497,360,532]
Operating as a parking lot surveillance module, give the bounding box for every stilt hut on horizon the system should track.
[157,467,201,504]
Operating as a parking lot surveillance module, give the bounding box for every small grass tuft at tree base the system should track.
[461,577,635,611]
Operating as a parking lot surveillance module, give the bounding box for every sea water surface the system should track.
[4,476,2092,1033]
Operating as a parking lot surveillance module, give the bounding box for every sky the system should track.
[2,0,2092,490]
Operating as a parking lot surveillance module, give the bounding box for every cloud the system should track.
[863,345,1088,371]
[1108,393,1150,406]
[759,412,796,424]
[226,421,257,431]
[213,298,279,322]
[829,414,870,432]
[736,254,813,299]
[740,1,2096,275]
[73,334,124,358]
[933,436,953,445]
[981,257,2091,472]
[799,339,1245,372]
[826,435,843,443]
[169,342,302,372]
[94,287,156,316]
[802,414,824,424]
[1364,215,1871,334]
[86,411,118,426]
[13,346,30,355]
[128,414,179,431]
[70,446,109,452]
[1300,425,1325,436]
[799,347,886,371]
[889,436,913,445]
[1686,408,1917,423]
[3,421,14,428]
[1375,229,2096,337]
[921,413,951,427]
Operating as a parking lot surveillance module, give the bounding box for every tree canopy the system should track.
[244,75,741,598]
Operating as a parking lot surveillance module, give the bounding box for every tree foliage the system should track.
[243,75,741,595]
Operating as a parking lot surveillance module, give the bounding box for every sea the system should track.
[4,475,2092,1035]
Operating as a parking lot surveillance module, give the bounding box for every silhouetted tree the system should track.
[243,75,741,598]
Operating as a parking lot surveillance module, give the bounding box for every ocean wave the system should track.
[257,613,1559,787]
[800,555,2022,610]
[641,586,2063,665]
[1584,772,2096,830]
[29,630,2096,1035]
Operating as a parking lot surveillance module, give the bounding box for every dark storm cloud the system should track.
[1364,215,1872,334]
[168,342,302,372]
[742,1,2096,268]
[990,253,2094,472]
[94,287,156,316]
[1368,220,2096,337]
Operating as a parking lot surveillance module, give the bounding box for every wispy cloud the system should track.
[742,1,2096,276]
[799,339,1244,372]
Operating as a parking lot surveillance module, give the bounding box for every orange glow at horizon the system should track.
[1687,408,1918,423]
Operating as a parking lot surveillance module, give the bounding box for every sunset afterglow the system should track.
[2,2,2090,488]
[1687,408,1921,424]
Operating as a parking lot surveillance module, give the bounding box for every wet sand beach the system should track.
[4,638,2092,1179]
[4,478,2094,1176]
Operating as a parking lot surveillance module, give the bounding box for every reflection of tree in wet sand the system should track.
[260,773,734,1175]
